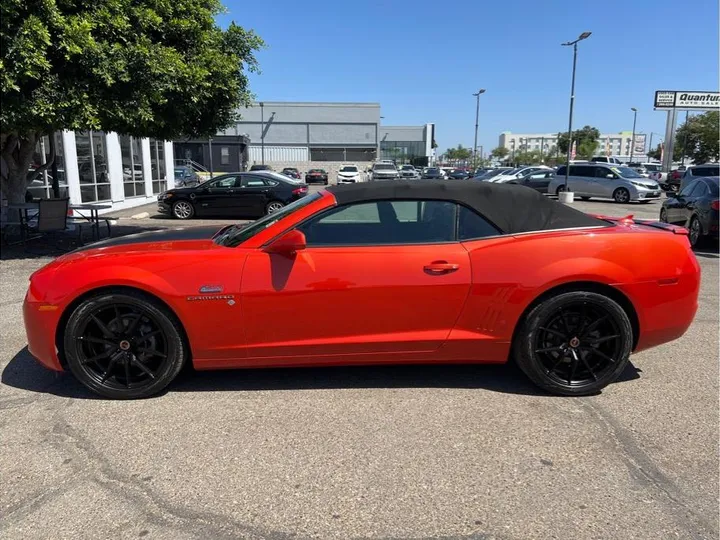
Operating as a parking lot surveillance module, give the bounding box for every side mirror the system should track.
[264,229,306,255]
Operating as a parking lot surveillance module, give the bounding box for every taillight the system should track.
[292,187,308,194]
[712,200,719,211]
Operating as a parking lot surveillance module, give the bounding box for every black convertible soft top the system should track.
[326,180,606,234]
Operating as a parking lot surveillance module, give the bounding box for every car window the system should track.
[240,175,272,188]
[556,166,567,176]
[690,182,709,197]
[594,167,612,178]
[679,180,698,197]
[692,166,720,176]
[458,206,500,240]
[571,166,594,177]
[209,176,239,189]
[299,200,457,245]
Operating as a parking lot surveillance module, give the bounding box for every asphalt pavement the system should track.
[1,193,718,540]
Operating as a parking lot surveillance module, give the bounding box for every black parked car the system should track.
[281,167,301,179]
[507,170,555,193]
[660,176,719,247]
[158,172,309,219]
[305,169,329,185]
[422,167,444,179]
[447,169,470,180]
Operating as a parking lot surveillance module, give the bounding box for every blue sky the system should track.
[220,0,719,154]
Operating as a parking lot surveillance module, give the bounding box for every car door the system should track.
[239,200,472,359]
[588,166,616,197]
[567,165,593,195]
[679,181,708,225]
[525,171,552,192]
[193,175,240,217]
[237,174,274,216]
[665,180,698,224]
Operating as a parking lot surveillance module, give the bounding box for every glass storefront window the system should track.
[379,141,425,163]
[150,139,167,194]
[76,131,111,202]
[120,135,146,197]
[27,133,68,200]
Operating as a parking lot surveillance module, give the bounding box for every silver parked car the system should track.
[549,163,662,203]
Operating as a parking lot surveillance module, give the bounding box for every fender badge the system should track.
[199,285,224,293]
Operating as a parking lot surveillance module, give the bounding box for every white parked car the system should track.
[492,166,552,183]
[337,164,362,184]
[399,165,420,178]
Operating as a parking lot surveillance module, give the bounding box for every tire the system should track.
[172,199,194,220]
[613,188,630,203]
[688,216,705,248]
[556,185,567,195]
[63,290,186,399]
[324,180,328,185]
[659,208,668,223]
[265,201,284,215]
[513,291,633,396]
[580,196,591,201]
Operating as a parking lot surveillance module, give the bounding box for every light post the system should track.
[472,89,486,169]
[259,102,265,165]
[511,139,516,163]
[629,107,638,164]
[561,31,592,200]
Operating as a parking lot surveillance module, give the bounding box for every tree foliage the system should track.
[557,125,600,156]
[0,0,264,202]
[444,144,472,161]
[490,146,509,159]
[674,111,719,164]
[647,144,662,161]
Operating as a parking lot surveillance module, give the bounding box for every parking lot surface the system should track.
[1,193,718,539]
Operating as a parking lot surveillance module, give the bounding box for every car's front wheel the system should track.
[513,291,633,396]
[63,290,187,399]
[556,185,567,195]
[613,188,630,203]
[172,200,194,219]
[659,208,668,222]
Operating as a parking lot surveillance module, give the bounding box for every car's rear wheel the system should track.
[266,201,284,215]
[659,208,668,222]
[613,188,630,203]
[172,200,194,219]
[513,291,632,396]
[64,291,186,399]
[580,196,591,201]
[688,216,704,248]
[556,185,567,195]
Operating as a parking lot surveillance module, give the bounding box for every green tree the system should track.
[647,144,663,161]
[513,150,543,165]
[490,146,509,159]
[444,144,471,162]
[674,111,719,164]
[577,139,599,160]
[557,125,601,156]
[1,0,264,203]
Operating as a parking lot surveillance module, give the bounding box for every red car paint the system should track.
[24,191,700,374]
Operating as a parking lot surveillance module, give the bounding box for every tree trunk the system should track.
[0,131,46,204]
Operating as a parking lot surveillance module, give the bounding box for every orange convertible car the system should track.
[24,180,700,399]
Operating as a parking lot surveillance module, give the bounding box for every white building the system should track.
[24,131,175,214]
[498,131,640,158]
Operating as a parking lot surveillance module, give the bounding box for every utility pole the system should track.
[472,89,486,169]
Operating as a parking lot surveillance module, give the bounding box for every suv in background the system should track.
[250,164,273,172]
[591,156,623,165]
[549,163,662,203]
[370,162,400,181]
[337,164,362,184]
[678,164,720,192]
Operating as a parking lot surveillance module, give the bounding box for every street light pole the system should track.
[630,107,637,164]
[472,89,486,169]
[259,102,265,165]
[561,31,591,194]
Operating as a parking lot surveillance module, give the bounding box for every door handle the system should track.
[423,261,460,274]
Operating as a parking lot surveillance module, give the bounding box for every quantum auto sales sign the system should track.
[655,90,720,109]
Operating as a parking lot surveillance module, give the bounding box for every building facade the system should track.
[498,131,640,159]
[378,124,436,166]
[19,131,174,215]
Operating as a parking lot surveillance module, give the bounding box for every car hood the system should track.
[338,171,359,177]
[58,226,226,262]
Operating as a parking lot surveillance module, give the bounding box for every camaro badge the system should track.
[199,285,224,293]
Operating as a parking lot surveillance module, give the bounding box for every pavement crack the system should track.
[578,398,717,538]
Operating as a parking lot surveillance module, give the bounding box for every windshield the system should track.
[643,164,661,172]
[426,168,439,173]
[340,166,358,172]
[216,192,322,247]
[401,165,414,170]
[612,166,644,179]
[259,171,302,184]
[374,164,396,171]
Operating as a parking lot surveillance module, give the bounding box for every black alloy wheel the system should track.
[265,201,285,215]
[172,199,194,219]
[64,291,186,399]
[688,216,703,248]
[613,188,630,203]
[513,291,632,396]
